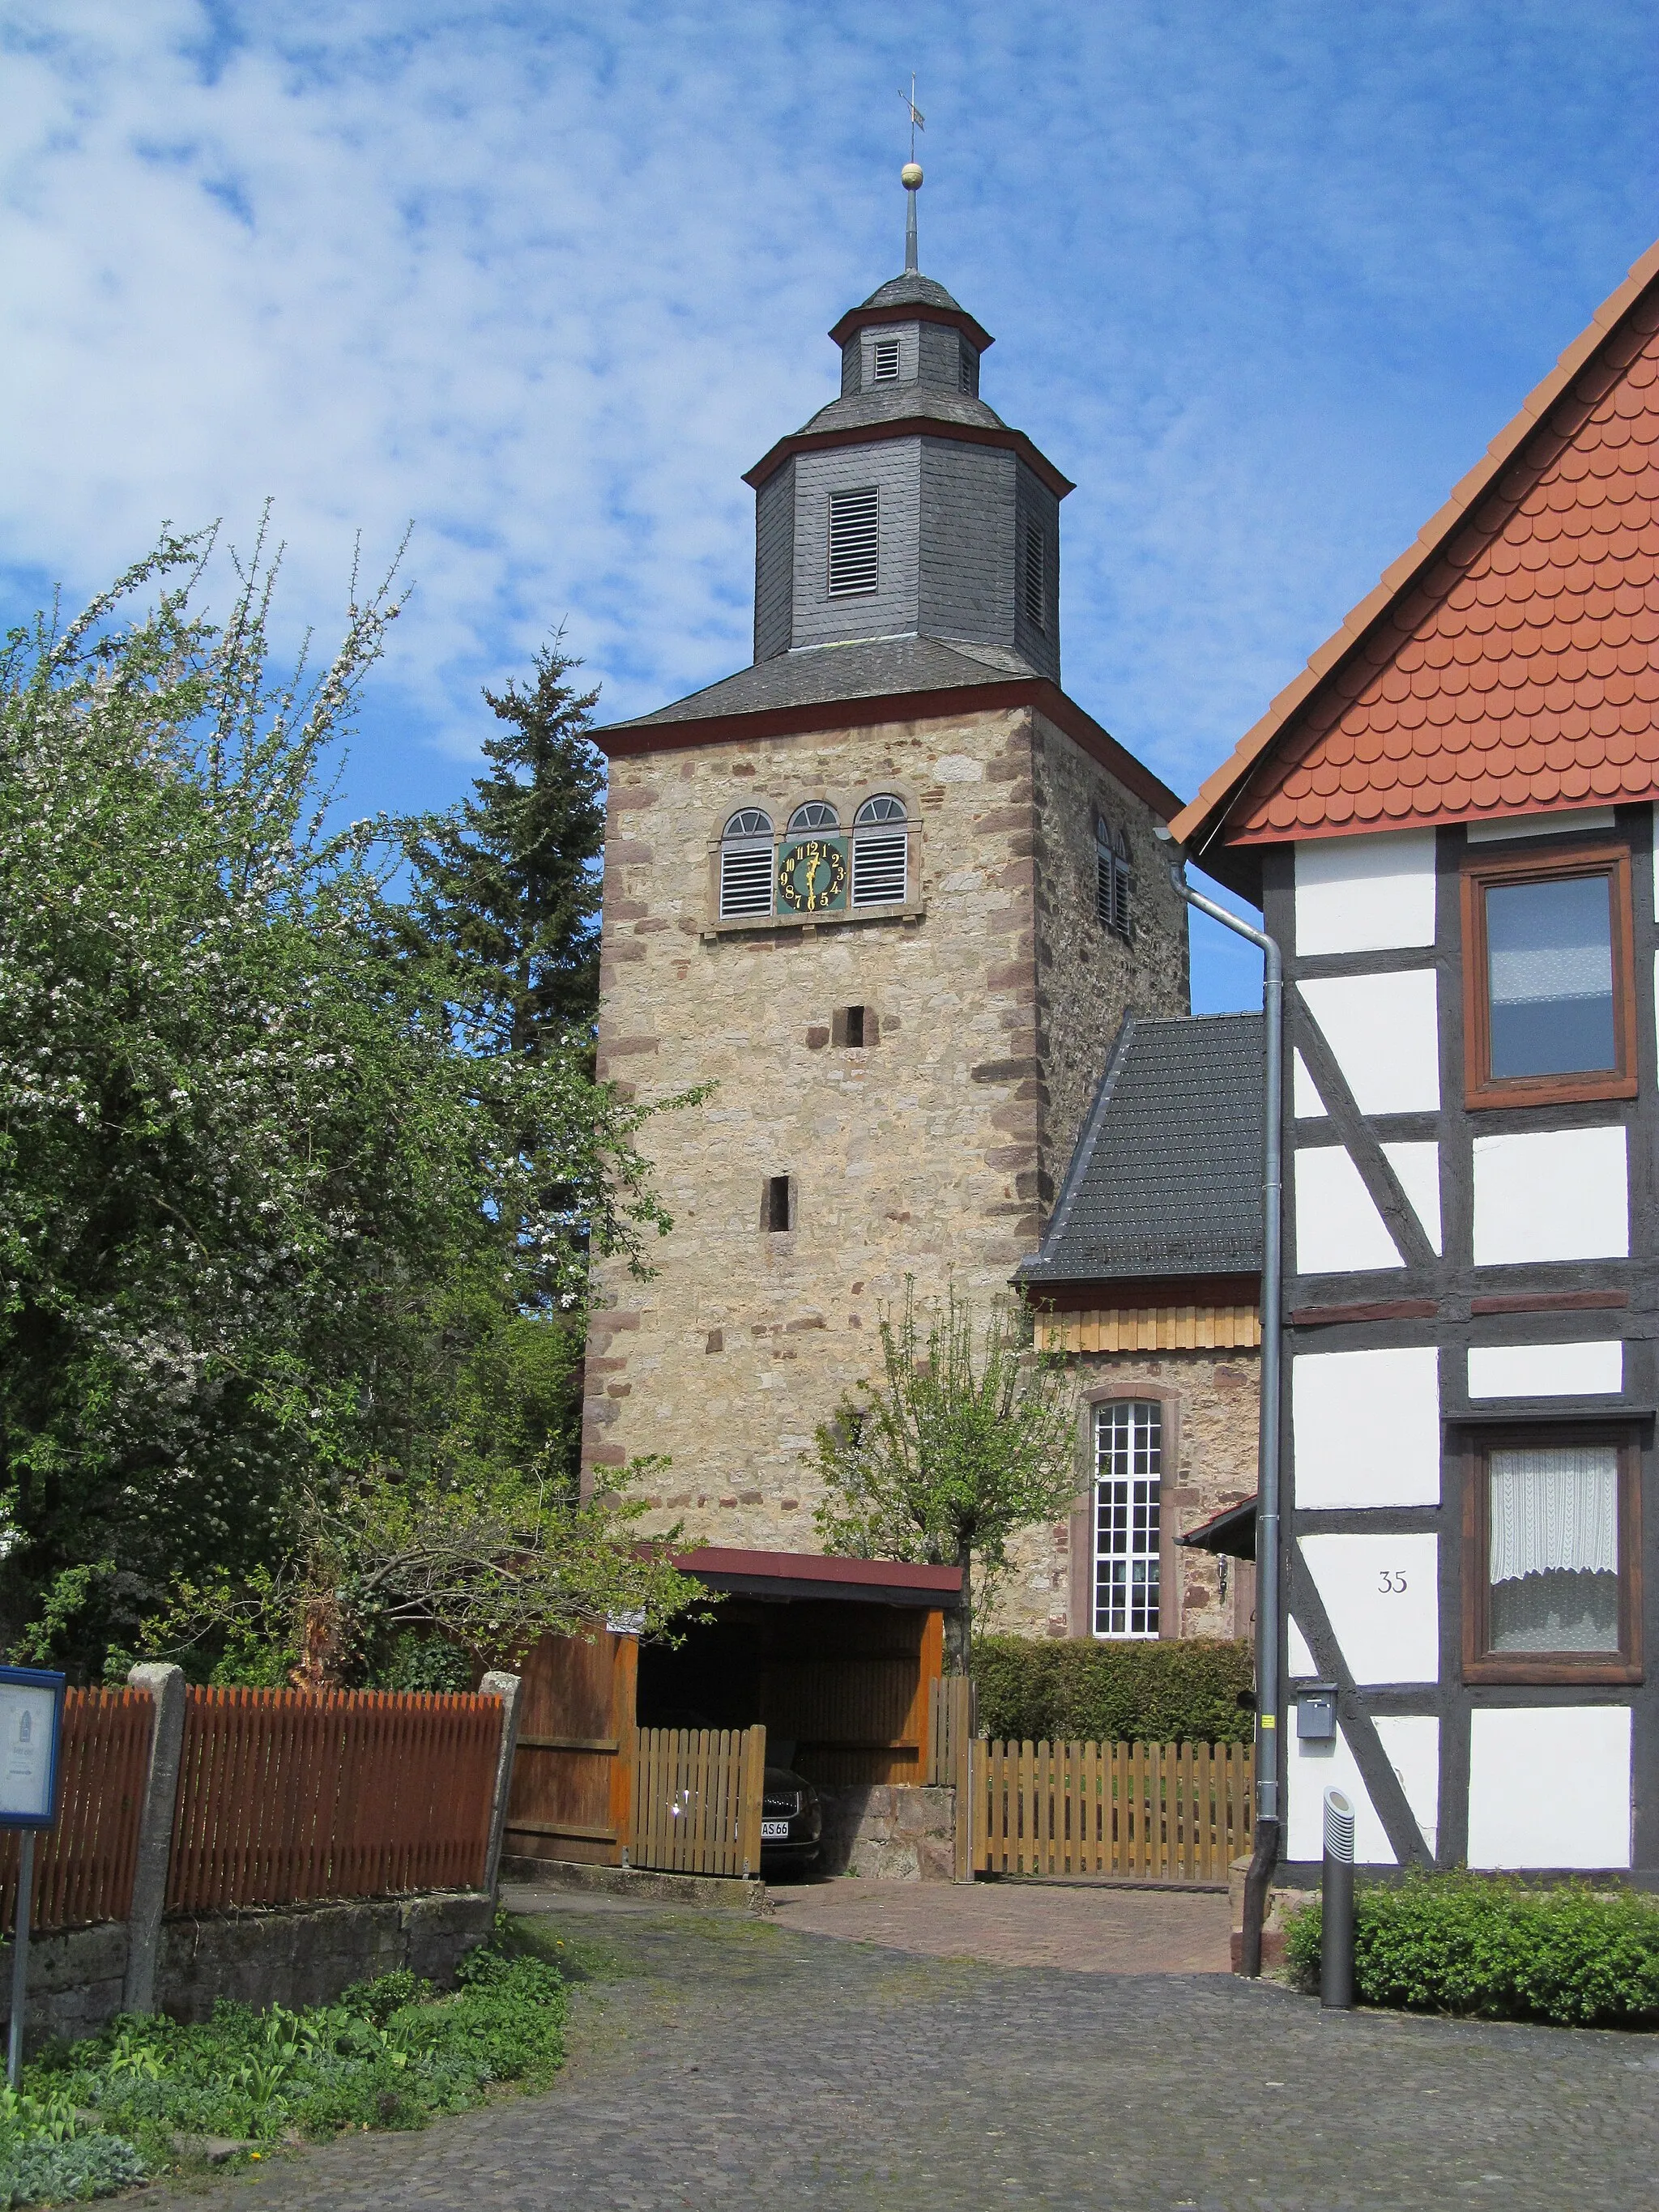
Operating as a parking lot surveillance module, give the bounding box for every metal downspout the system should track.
[1158,833,1283,1973]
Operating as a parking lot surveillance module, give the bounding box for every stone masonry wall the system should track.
[985,1346,1261,1641]
[585,702,1179,1551]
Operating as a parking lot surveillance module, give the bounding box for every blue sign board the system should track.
[0,1666,65,1831]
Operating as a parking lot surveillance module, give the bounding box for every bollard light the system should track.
[1320,1785,1355,2011]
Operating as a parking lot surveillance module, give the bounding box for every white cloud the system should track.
[3,1,1657,1006]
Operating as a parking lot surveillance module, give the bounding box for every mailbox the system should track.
[1296,1683,1338,1740]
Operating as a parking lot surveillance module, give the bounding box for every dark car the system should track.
[760,1764,822,1868]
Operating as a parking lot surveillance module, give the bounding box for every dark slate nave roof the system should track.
[1019,1012,1265,1286]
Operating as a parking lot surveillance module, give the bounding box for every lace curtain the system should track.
[1489,1446,1618,1583]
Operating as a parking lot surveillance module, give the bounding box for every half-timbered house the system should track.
[1171,237,1659,1880]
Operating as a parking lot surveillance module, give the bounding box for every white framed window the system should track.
[1094,1400,1162,1639]
[851,794,908,907]
[872,335,901,381]
[1096,820,1131,940]
[719,808,774,918]
[828,487,880,597]
[1022,521,1047,632]
[787,801,840,832]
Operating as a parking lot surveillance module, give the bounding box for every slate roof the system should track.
[1173,237,1659,870]
[599,634,1046,735]
[798,386,1009,439]
[1018,1012,1265,1286]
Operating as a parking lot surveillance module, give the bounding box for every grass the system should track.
[0,1917,574,2206]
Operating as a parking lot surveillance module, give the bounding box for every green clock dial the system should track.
[777,837,848,913]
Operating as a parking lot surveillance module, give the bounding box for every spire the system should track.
[901,75,924,273]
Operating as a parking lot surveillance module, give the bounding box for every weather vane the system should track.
[901,73,924,272]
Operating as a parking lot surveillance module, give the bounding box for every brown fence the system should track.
[629,1726,766,1878]
[167,1686,503,1913]
[0,1689,154,1936]
[975,1739,1252,1883]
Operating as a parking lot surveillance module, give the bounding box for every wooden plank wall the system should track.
[167,1687,501,1913]
[1034,1306,1261,1354]
[0,1689,153,1936]
[629,1726,766,1877]
[505,1630,637,1866]
[975,1740,1252,1883]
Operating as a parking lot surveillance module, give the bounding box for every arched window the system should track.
[1094,1400,1162,1639]
[719,809,774,918]
[851,795,908,908]
[1095,820,1131,940]
[787,801,840,832]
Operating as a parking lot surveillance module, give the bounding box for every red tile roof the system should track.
[1171,239,1659,872]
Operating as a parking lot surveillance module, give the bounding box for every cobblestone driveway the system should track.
[139,1886,1658,2211]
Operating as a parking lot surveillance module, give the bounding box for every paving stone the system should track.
[135,1884,1659,2211]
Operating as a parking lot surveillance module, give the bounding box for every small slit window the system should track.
[787,801,840,832]
[958,343,975,394]
[1462,846,1636,1107]
[872,335,901,381]
[1022,521,1046,633]
[719,808,774,919]
[852,794,908,907]
[766,1174,793,1234]
[1095,821,1131,940]
[1094,1400,1162,1639]
[828,487,880,597]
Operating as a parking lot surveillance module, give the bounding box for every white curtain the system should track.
[1489,1446,1618,1584]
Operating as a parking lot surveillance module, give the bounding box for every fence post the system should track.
[479,1672,522,1902]
[738,1724,766,1880]
[953,1678,976,1883]
[122,1664,186,2015]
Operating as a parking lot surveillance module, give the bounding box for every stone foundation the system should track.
[0,1892,493,2053]
[1227,1855,1297,1974]
[816,1784,956,1882]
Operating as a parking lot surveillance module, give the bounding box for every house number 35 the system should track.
[1377,1570,1409,1594]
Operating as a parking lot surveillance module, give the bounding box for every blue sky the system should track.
[5,2,1658,1009]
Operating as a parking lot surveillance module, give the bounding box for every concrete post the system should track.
[122,1663,186,2014]
[479,1672,522,1903]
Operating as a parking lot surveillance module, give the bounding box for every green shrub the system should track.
[1284,1869,1659,2027]
[0,2134,147,2207]
[971,1634,1253,1745]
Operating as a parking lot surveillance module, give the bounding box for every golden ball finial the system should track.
[902,161,923,190]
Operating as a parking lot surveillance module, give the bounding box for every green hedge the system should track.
[1284,1870,1659,2027]
[970,1635,1253,1746]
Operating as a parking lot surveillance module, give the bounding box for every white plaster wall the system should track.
[1467,1707,1631,1869]
[1466,1340,1623,1399]
[1373,1715,1440,1859]
[1293,1050,1322,1119]
[1299,972,1440,1114]
[1293,1345,1441,1508]
[1294,1147,1401,1273]
[1382,1140,1441,1254]
[1287,1727,1394,1865]
[1299,1533,1440,1685]
[1472,1127,1629,1264]
[1467,805,1614,845]
[1286,1616,1318,1677]
[1293,831,1438,956]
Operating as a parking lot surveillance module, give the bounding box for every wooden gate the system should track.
[629,1726,766,1878]
[974,1739,1252,1883]
[504,1630,637,1867]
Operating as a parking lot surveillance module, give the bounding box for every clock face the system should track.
[776,837,848,913]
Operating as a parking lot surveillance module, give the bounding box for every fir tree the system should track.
[408,641,605,1053]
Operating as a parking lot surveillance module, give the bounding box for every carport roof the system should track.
[673,1546,962,1608]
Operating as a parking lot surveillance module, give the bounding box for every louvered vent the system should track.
[1022,522,1046,632]
[719,808,774,918]
[828,487,880,596]
[852,794,908,907]
[872,335,901,381]
[1095,825,1131,939]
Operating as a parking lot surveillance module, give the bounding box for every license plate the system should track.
[760,1819,791,1841]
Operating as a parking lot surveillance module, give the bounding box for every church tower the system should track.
[584,173,1190,1627]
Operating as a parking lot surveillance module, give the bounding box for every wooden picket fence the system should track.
[167,1686,503,1914]
[628,1726,766,1879]
[0,1689,154,1936]
[975,1738,1252,1882]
